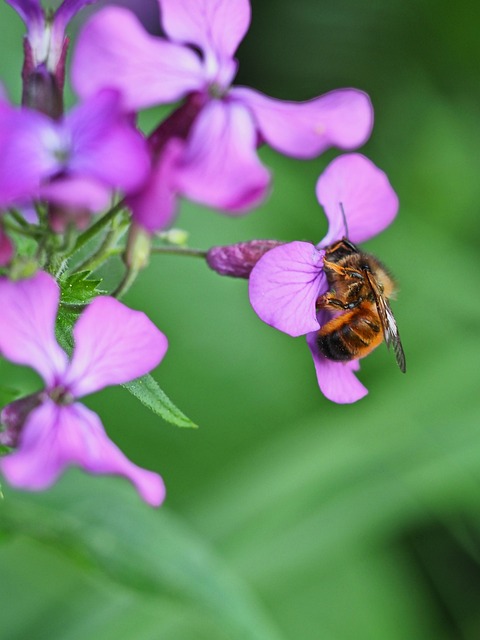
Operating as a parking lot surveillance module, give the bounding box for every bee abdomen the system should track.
[317,312,382,362]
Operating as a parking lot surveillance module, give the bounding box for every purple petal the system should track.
[71,7,205,110]
[0,272,68,385]
[317,153,399,246]
[39,176,111,211]
[174,100,270,212]
[306,330,368,404]
[64,297,168,397]
[0,105,60,205]
[0,401,166,506]
[128,138,183,233]
[64,90,150,193]
[54,0,99,32]
[249,241,326,337]
[4,0,43,29]
[159,0,250,82]
[231,87,373,158]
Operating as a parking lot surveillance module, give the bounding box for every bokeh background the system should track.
[1,0,480,638]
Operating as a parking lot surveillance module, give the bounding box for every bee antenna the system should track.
[339,202,349,239]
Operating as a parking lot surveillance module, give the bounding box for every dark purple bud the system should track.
[21,38,67,118]
[206,240,283,278]
[148,92,206,157]
[48,203,91,233]
[0,393,43,447]
[0,226,14,266]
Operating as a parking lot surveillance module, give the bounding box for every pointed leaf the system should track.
[123,374,197,429]
[60,271,105,306]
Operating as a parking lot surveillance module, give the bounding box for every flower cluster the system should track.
[0,0,401,503]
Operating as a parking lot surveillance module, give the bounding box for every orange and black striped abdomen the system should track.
[317,304,384,362]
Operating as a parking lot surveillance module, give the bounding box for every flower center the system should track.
[208,82,228,99]
[48,385,74,406]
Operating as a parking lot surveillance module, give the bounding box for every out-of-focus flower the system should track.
[249,153,399,404]
[0,89,150,218]
[6,0,98,116]
[71,0,373,231]
[0,271,168,505]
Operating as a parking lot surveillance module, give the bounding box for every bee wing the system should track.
[365,271,406,373]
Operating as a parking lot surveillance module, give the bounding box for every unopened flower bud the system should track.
[206,240,283,278]
[124,223,152,271]
[0,393,43,447]
[156,228,189,247]
[0,227,14,267]
[48,203,91,233]
[21,36,67,119]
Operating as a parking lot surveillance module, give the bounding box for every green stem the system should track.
[2,219,42,239]
[151,245,208,259]
[75,218,128,274]
[7,208,31,229]
[110,267,139,300]
[67,201,126,258]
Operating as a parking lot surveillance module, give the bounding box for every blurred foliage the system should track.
[1,0,480,638]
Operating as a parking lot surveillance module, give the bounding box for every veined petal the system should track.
[71,7,205,110]
[306,330,368,404]
[249,241,326,337]
[232,87,373,158]
[128,138,183,233]
[65,297,168,397]
[317,153,399,246]
[159,0,249,82]
[0,401,166,506]
[0,272,68,385]
[174,100,270,212]
[64,90,150,192]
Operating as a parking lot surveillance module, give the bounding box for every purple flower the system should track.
[0,271,168,506]
[71,0,373,230]
[6,0,98,71]
[0,89,150,214]
[6,0,99,116]
[249,153,399,404]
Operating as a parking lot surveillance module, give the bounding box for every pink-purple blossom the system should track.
[71,0,374,231]
[0,89,150,214]
[249,153,399,404]
[6,0,98,72]
[6,0,99,116]
[0,271,168,506]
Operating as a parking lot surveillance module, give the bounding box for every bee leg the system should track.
[316,293,350,310]
[323,260,363,280]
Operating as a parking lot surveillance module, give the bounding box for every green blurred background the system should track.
[1,0,480,638]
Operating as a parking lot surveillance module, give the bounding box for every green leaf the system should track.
[55,308,76,356]
[0,385,22,407]
[123,374,197,429]
[60,271,105,306]
[0,476,283,640]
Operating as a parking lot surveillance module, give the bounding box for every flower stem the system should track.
[75,217,129,274]
[151,245,208,259]
[67,201,126,258]
[110,266,139,300]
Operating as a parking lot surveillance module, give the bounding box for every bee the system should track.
[316,237,406,372]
